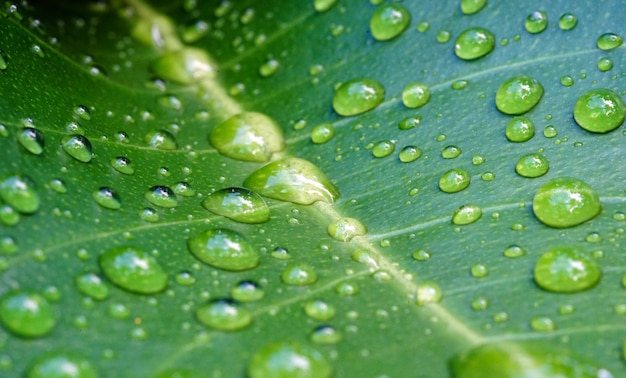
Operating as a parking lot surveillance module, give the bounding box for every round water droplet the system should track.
[311,123,335,144]
[402,82,430,109]
[75,272,109,300]
[248,342,332,378]
[335,282,359,296]
[496,76,544,115]
[196,299,252,331]
[73,105,91,121]
[558,13,577,30]
[515,153,549,178]
[310,325,343,345]
[560,75,574,87]
[202,187,269,224]
[145,129,178,150]
[305,300,335,321]
[398,116,422,130]
[244,157,339,205]
[271,247,291,260]
[597,32,623,50]
[530,316,555,332]
[110,157,134,175]
[439,169,471,193]
[534,246,601,293]
[175,271,196,286]
[0,291,55,337]
[452,204,482,225]
[372,140,395,158]
[92,187,121,210]
[525,11,548,34]
[471,296,489,311]
[209,112,285,162]
[0,50,7,70]
[573,89,625,133]
[173,182,195,197]
[231,280,264,302]
[597,57,613,72]
[454,27,495,60]
[99,246,167,294]
[145,186,178,208]
[412,249,431,261]
[471,263,488,278]
[503,245,526,258]
[442,145,462,159]
[332,78,385,116]
[151,48,214,84]
[399,146,422,163]
[61,135,93,162]
[108,303,130,320]
[327,217,366,242]
[533,177,601,228]
[436,30,451,43]
[543,125,557,138]
[282,263,317,286]
[26,351,98,378]
[17,127,44,155]
[505,116,535,142]
[181,19,209,43]
[314,0,337,12]
[0,174,39,213]
[0,205,19,226]
[259,59,279,77]
[416,281,442,305]
[369,3,411,41]
[461,0,486,15]
[187,229,259,271]
[0,236,18,254]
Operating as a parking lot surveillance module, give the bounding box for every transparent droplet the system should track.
[92,187,121,210]
[335,282,359,296]
[17,127,44,155]
[151,48,214,84]
[259,59,279,77]
[332,78,385,116]
[452,204,482,225]
[0,236,18,254]
[398,116,422,130]
[311,123,335,144]
[75,272,110,300]
[534,246,601,293]
[145,186,178,208]
[0,174,39,213]
[442,145,462,159]
[503,245,526,258]
[505,116,535,142]
[560,75,574,87]
[597,32,623,50]
[436,30,451,43]
[351,249,378,266]
[139,207,159,222]
[439,169,471,193]
[231,280,264,302]
[399,146,422,163]
[369,3,411,41]
[61,135,93,162]
[454,27,495,60]
[559,304,575,315]
[495,76,544,115]
[402,82,430,109]
[144,129,178,150]
[0,50,7,70]
[327,217,366,242]
[470,263,488,278]
[109,157,134,175]
[196,299,252,331]
[173,181,195,197]
[543,125,557,138]
[472,154,485,165]
[202,187,269,224]
[311,325,343,345]
[412,249,431,261]
[471,296,489,311]
[99,246,168,294]
[26,351,98,378]
[451,80,469,90]
[248,342,332,378]
[175,271,196,286]
[0,205,19,226]
[181,19,209,43]
[416,281,442,305]
[533,177,601,228]
[314,0,338,12]
[304,299,335,321]
[597,57,613,72]
[515,153,549,178]
[271,246,291,260]
[525,11,548,34]
[0,291,55,337]
[187,229,259,271]
[558,13,577,31]
[282,263,317,286]
[417,21,429,33]
[573,89,625,133]
[372,140,395,158]
[108,303,130,320]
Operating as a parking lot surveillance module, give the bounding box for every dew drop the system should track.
[108,303,130,320]
[442,145,462,159]
[532,177,601,228]
[471,296,489,311]
[187,229,259,271]
[282,263,317,286]
[332,78,385,117]
[231,280,264,302]
[372,140,395,158]
[416,281,442,305]
[61,135,93,163]
[17,127,44,155]
[259,59,279,77]
[173,182,195,197]
[597,32,623,50]
[0,291,55,337]
[534,246,601,293]
[451,80,469,90]
[92,187,121,210]
[543,125,557,138]
[181,19,209,43]
[244,157,339,205]
[151,48,214,84]
[461,0,487,15]
[530,316,555,332]
[202,187,269,224]
[399,146,422,163]
[310,325,343,345]
[505,116,535,142]
[560,75,574,87]
[311,123,335,144]
[271,247,291,260]
[398,116,422,130]
[412,249,431,261]
[314,0,337,12]
[75,272,109,301]
[525,11,548,34]
[452,204,482,225]
[145,186,178,208]
[503,245,526,258]
[139,207,159,222]
[472,154,485,166]
[99,246,168,294]
[573,89,625,133]
[110,157,134,175]
[175,271,196,286]
[0,50,7,70]
[439,169,471,193]
[209,112,284,162]
[0,174,39,213]
[26,351,98,378]
[304,300,335,321]
[369,3,411,41]
[597,57,613,72]
[351,249,378,266]
[196,299,252,331]
[558,13,577,30]
[454,27,495,60]
[248,342,332,378]
[515,153,549,178]
[335,282,359,296]
[144,129,178,150]
[436,30,451,43]
[402,82,430,109]
[327,217,366,242]
[495,76,544,115]
[0,237,18,254]
[470,263,488,278]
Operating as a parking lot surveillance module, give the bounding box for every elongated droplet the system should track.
[461,0,487,15]
[515,153,549,178]
[534,246,601,293]
[402,82,430,109]
[27,351,98,378]
[314,0,337,12]
[209,112,285,162]
[202,187,269,223]
[573,89,625,133]
[495,76,544,115]
[558,13,577,31]
[145,186,178,208]
[369,3,411,41]
[452,204,482,225]
[248,342,332,378]
[305,300,335,321]
[151,48,214,84]
[0,291,55,337]
[506,116,535,142]
[327,217,367,241]
[92,187,121,210]
[145,129,178,150]
[439,169,471,193]
[0,174,40,213]
[310,325,343,345]
[244,157,339,204]
[416,281,442,305]
[532,177,601,228]
[75,272,110,300]
[311,123,335,144]
[454,27,495,60]
[332,78,385,116]
[111,157,134,175]
[61,135,93,162]
[597,32,623,50]
[196,299,252,331]
[187,229,259,271]
[99,246,167,294]
[17,127,44,155]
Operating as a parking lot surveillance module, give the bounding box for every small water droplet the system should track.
[372,140,395,158]
[17,127,44,155]
[558,13,577,30]
[452,204,482,225]
[332,78,385,116]
[436,30,451,43]
[259,59,279,77]
[496,76,544,115]
[145,186,178,208]
[470,263,488,278]
[454,27,495,60]
[196,299,252,331]
[335,282,359,296]
[173,181,195,197]
[560,75,574,87]
[108,303,130,320]
[530,316,555,332]
[0,174,39,213]
[525,11,548,34]
[202,187,269,224]
[471,296,489,311]
[0,291,55,337]
[327,217,366,241]
[231,280,264,302]
[311,123,335,144]
[534,246,601,292]
[175,271,196,286]
[461,0,487,15]
[402,82,430,109]
[145,129,178,150]
[151,48,214,84]
[399,146,422,162]
[182,19,209,43]
[442,145,462,159]
[305,299,335,321]
[99,246,168,294]
[506,116,535,142]
[61,135,93,162]
[416,281,442,305]
[351,249,378,266]
[573,89,625,133]
[310,325,343,345]
[92,187,121,210]
[493,312,508,322]
[412,249,431,261]
[187,229,259,271]
[110,157,134,175]
[597,57,613,72]
[559,304,575,315]
[139,207,159,222]
[451,80,468,90]
[543,125,557,138]
[282,263,317,286]
[417,21,429,33]
[248,342,332,378]
[515,153,549,178]
[472,154,485,165]
[0,50,8,70]
[369,3,411,41]
[314,0,337,12]
[503,245,526,258]
[439,169,471,193]
[26,351,98,378]
[533,177,601,228]
[597,32,623,50]
[75,272,110,300]
[398,116,422,130]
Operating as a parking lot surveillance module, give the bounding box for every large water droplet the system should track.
[534,246,601,293]
[99,246,168,294]
[145,129,178,150]
[495,76,544,115]
[314,0,337,12]
[532,177,601,228]
[61,135,93,163]
[454,27,495,60]
[17,127,44,155]
[505,116,535,142]
[369,3,411,41]
[75,272,110,301]
[92,187,121,210]
[209,112,285,162]
[187,229,259,271]
[244,157,339,204]
[202,187,269,224]
[461,0,487,15]
[248,342,332,378]
[515,153,549,178]
[327,217,367,241]
[0,174,40,213]
[145,186,178,208]
[525,11,548,34]
[0,291,55,337]
[332,78,385,116]
[452,204,482,225]
[282,263,317,286]
[402,82,430,109]
[573,89,625,133]
[151,48,214,84]
[439,169,471,193]
[26,351,98,378]
[196,299,252,331]
[597,32,623,50]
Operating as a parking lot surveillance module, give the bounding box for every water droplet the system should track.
[369,3,411,41]
[525,11,548,34]
[259,59,279,77]
[196,299,252,331]
[75,272,109,300]
[515,153,549,178]
[471,296,489,311]
[271,247,291,260]
[481,171,495,181]
[452,204,482,225]
[470,263,488,278]
[0,291,55,337]
[503,245,526,258]
[332,78,385,116]
[92,187,121,210]
[532,177,601,228]
[17,127,44,155]
[454,27,495,60]
[187,229,259,271]
[151,48,214,84]
[412,249,431,261]
[586,232,602,243]
[244,157,339,205]
[558,13,577,30]
[282,263,317,286]
[0,236,18,254]
[597,57,613,72]
[534,246,601,293]
[543,125,557,138]
[493,312,508,322]
[99,246,168,294]
[145,129,178,150]
[108,303,130,320]
[372,140,395,158]
[495,76,544,115]
[442,145,462,159]
[314,0,337,12]
[231,280,264,302]
[436,30,451,43]
[559,304,575,315]
[173,182,194,197]
[175,271,196,286]
[110,157,134,175]
[416,281,442,305]
[472,154,485,165]
[529,316,556,332]
[26,351,98,378]
[139,207,159,222]
[398,116,422,130]
[573,89,625,133]
[451,80,468,90]
[439,169,471,193]
[202,187,270,224]
[61,135,93,162]
[0,174,39,213]
[305,300,335,321]
[417,21,430,33]
[145,186,178,208]
[209,112,284,162]
[327,217,366,242]
[311,123,335,144]
[505,116,535,142]
[399,146,422,163]
[182,19,209,43]
[0,206,18,226]
[597,32,623,50]
[248,342,332,378]
[335,282,359,296]
[560,75,574,87]
[461,0,487,15]
[310,325,343,345]
[402,82,430,109]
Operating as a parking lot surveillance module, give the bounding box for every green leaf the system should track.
[1,0,625,376]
